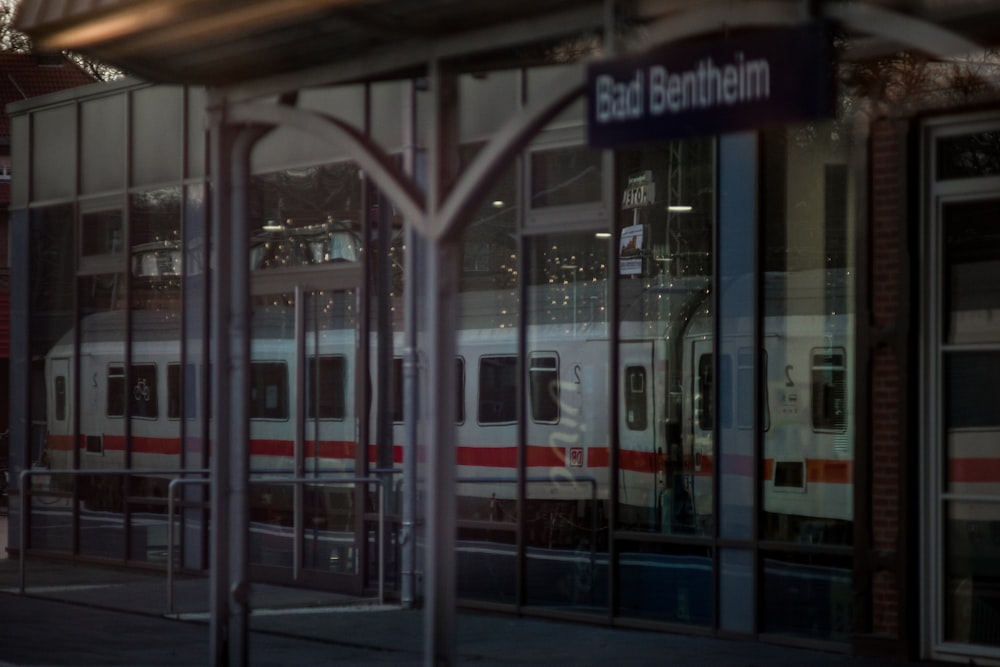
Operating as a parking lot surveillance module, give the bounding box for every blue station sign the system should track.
[587,24,834,148]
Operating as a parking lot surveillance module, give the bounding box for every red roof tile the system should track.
[0,52,95,136]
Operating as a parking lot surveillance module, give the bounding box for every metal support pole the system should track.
[424,60,460,667]
[225,124,256,667]
[401,79,421,610]
[208,94,235,667]
[209,95,263,666]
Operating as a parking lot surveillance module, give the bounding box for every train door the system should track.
[618,341,663,530]
[248,279,365,592]
[925,115,1000,661]
[46,357,72,466]
[687,334,714,534]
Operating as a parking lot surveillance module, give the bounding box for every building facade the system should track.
[8,2,1000,664]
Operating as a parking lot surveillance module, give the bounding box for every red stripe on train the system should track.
[949,457,1000,484]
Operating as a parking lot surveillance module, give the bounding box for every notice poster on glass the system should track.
[620,224,644,275]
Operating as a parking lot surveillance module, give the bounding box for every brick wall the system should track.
[868,118,904,637]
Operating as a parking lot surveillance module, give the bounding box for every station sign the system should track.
[587,24,833,148]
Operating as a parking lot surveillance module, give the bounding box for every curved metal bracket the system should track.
[227,100,429,235]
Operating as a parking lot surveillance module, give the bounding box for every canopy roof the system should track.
[15,0,1000,89]
[14,0,607,86]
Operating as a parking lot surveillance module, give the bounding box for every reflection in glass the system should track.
[619,541,713,624]
[455,150,520,603]
[81,210,123,257]
[943,199,1000,345]
[530,146,602,208]
[940,193,1000,645]
[945,501,1000,645]
[937,131,1000,181]
[616,138,715,537]
[249,163,366,271]
[248,289,360,577]
[29,206,75,552]
[762,555,853,641]
[128,189,183,563]
[77,272,125,559]
[523,232,609,611]
[761,123,855,548]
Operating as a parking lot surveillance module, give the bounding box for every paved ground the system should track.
[0,514,950,666]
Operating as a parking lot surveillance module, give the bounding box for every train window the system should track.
[54,376,66,421]
[697,354,713,430]
[624,366,647,430]
[168,363,197,420]
[529,353,559,423]
[392,358,403,423]
[773,460,805,489]
[250,362,288,420]
[307,356,345,420]
[737,349,753,429]
[393,357,465,424]
[479,355,517,424]
[130,364,158,419]
[168,364,180,419]
[107,365,125,417]
[811,348,847,432]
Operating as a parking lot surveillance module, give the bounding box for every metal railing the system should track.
[166,474,387,613]
[18,467,210,594]
[17,468,388,614]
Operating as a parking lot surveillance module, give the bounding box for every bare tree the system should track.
[0,0,122,81]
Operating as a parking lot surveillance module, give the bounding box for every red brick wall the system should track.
[869,119,903,637]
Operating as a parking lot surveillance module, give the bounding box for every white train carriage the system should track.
[41,286,854,538]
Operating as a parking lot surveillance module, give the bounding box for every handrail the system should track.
[18,467,210,594]
[166,474,388,613]
[18,468,389,613]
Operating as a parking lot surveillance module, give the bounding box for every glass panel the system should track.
[478,356,517,424]
[249,163,365,270]
[718,132,756,541]
[945,500,1000,645]
[530,146,602,209]
[616,138,715,537]
[306,356,346,420]
[32,105,76,201]
[528,353,559,423]
[523,231,609,612]
[455,149,520,604]
[618,541,713,624]
[761,123,856,548]
[128,189,182,563]
[945,352,1000,495]
[393,357,463,424]
[762,555,853,641]
[303,482,356,572]
[248,288,360,578]
[180,184,207,570]
[81,210,123,257]
[131,86,183,185]
[77,273,125,559]
[937,131,1000,181]
[29,205,76,552]
[720,548,753,633]
[81,95,126,194]
[943,199,1000,345]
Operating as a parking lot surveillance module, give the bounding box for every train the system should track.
[36,275,854,556]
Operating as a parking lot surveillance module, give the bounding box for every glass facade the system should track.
[759,120,857,641]
[12,63,865,647]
